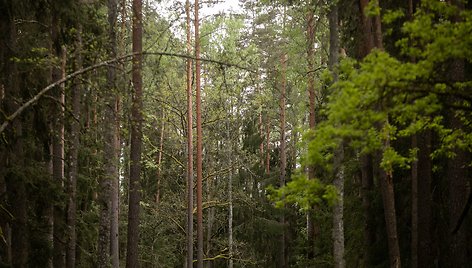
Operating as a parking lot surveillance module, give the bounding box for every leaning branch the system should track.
[0,51,254,134]
[0,54,133,134]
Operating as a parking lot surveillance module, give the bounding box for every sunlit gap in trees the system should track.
[155,0,243,41]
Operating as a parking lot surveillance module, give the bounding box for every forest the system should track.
[1,0,471,267]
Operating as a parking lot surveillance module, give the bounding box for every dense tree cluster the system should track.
[0,0,471,267]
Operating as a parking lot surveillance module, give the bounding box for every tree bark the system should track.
[332,146,345,268]
[195,0,204,267]
[417,131,433,267]
[126,0,143,266]
[66,24,82,268]
[2,8,28,267]
[265,116,270,175]
[52,22,66,267]
[185,0,194,266]
[446,56,468,268]
[156,112,165,204]
[372,8,384,51]
[110,96,121,268]
[328,3,345,267]
[305,2,317,261]
[411,134,418,268]
[376,3,400,257]
[278,53,288,268]
[360,154,375,264]
[98,0,119,266]
[205,176,215,268]
[358,0,375,58]
[379,167,401,268]
[228,127,234,268]
[358,2,401,266]
[259,109,264,169]
[378,125,401,268]
[111,4,125,266]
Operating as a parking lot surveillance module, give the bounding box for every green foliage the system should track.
[305,0,472,172]
[270,2,472,265]
[383,9,405,25]
[267,174,338,211]
[365,0,381,17]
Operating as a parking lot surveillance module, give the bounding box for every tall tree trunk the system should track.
[278,53,288,268]
[412,130,433,267]
[306,3,316,132]
[358,0,375,58]
[446,51,468,268]
[332,146,345,268]
[265,117,270,175]
[305,1,317,261]
[359,1,401,266]
[126,0,143,266]
[195,0,204,267]
[375,5,401,260]
[110,97,121,268]
[99,0,119,266]
[360,154,375,264]
[372,6,384,51]
[259,111,264,170]
[52,21,66,266]
[0,8,9,264]
[185,0,194,266]
[411,134,418,268]
[66,24,82,268]
[0,151,9,265]
[205,177,216,268]
[358,2,376,263]
[228,124,234,268]
[379,120,401,268]
[329,3,345,268]
[44,50,54,268]
[408,2,418,267]
[2,8,28,267]
[112,1,127,265]
[379,166,401,268]
[445,4,468,268]
[156,112,165,204]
